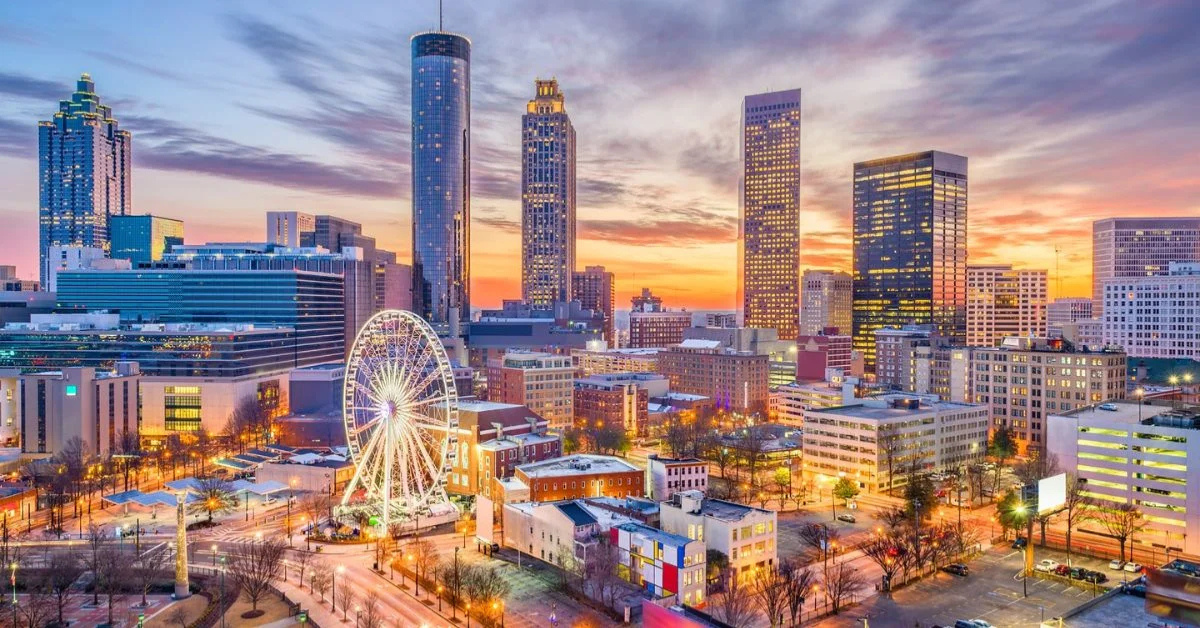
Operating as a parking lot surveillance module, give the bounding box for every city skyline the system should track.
[1,2,1197,309]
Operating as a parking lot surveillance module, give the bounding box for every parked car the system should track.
[1035,559,1060,573]
[942,563,970,576]
[836,513,857,523]
[1069,567,1087,580]
[954,621,994,628]
[1127,583,1147,597]
[1124,562,1144,573]
[1109,559,1126,570]
[1054,564,1072,577]
[1084,571,1108,584]
[1011,537,1028,549]
[1098,403,1119,411]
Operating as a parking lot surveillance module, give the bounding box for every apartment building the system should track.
[657,340,770,414]
[966,265,1047,347]
[660,490,777,581]
[486,351,575,429]
[573,372,667,437]
[494,454,645,504]
[646,455,709,501]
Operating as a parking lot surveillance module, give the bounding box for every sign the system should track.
[65,385,77,396]
[1037,473,1067,515]
[298,610,308,623]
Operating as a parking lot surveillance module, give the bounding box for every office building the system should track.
[521,79,576,308]
[572,347,662,376]
[972,337,1126,454]
[646,455,709,502]
[486,351,575,429]
[629,289,690,348]
[373,250,412,311]
[774,377,860,426]
[266,211,316,248]
[42,245,112,292]
[658,340,770,414]
[1061,319,1104,348]
[494,454,645,504]
[1102,262,1200,359]
[110,215,184,265]
[1092,218,1200,316]
[572,266,615,347]
[1047,298,1094,338]
[966,265,1047,347]
[1048,401,1200,555]
[573,373,668,438]
[612,522,707,607]
[802,395,988,494]
[467,301,603,377]
[739,89,802,340]
[660,490,777,581]
[704,312,737,328]
[795,330,852,381]
[875,325,939,393]
[683,326,797,388]
[0,267,37,292]
[800,270,852,337]
[411,30,471,328]
[0,370,21,446]
[19,363,141,456]
[38,74,131,286]
[853,151,967,369]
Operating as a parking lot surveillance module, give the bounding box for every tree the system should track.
[822,562,866,614]
[582,538,622,609]
[561,427,584,454]
[85,523,109,605]
[878,428,903,496]
[189,476,239,523]
[297,492,333,527]
[736,427,770,490]
[1058,473,1093,567]
[408,537,440,595]
[903,472,936,520]
[169,604,190,628]
[988,425,1018,495]
[705,549,729,586]
[42,549,85,627]
[996,489,1029,541]
[227,537,287,612]
[753,563,789,627]
[832,477,860,510]
[309,560,332,602]
[132,545,170,607]
[798,524,839,565]
[335,579,356,622]
[1014,448,1063,544]
[860,531,906,592]
[94,543,131,627]
[115,430,142,492]
[773,467,793,510]
[712,567,757,627]
[359,590,385,628]
[463,566,512,623]
[15,574,55,628]
[1097,502,1147,563]
[292,547,312,591]
[780,558,817,627]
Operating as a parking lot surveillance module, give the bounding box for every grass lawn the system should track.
[222,594,293,626]
[145,595,210,628]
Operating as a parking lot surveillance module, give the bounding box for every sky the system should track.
[0,0,1197,310]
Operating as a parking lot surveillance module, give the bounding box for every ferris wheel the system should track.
[341,310,458,528]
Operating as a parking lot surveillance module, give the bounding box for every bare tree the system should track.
[408,537,440,595]
[781,558,817,627]
[463,565,512,624]
[85,523,109,605]
[712,567,757,627]
[188,476,239,523]
[1014,448,1063,543]
[42,549,85,626]
[754,563,789,627]
[797,524,839,565]
[1097,502,1147,563]
[15,575,55,628]
[227,537,287,613]
[95,543,132,627]
[336,579,356,622]
[359,590,385,628]
[297,492,333,527]
[582,538,623,609]
[132,545,170,606]
[309,560,332,602]
[1058,473,1093,566]
[879,428,902,496]
[292,548,312,590]
[860,531,906,592]
[169,604,190,627]
[822,562,866,614]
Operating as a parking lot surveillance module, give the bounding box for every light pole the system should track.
[287,480,295,546]
[10,561,16,628]
[466,602,472,628]
[437,585,443,612]
[1136,387,1145,421]
[333,565,344,613]
[219,557,228,628]
[211,544,218,566]
[452,547,460,620]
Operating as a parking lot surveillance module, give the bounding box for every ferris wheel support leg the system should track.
[382,417,394,533]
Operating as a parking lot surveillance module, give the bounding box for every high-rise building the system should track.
[795,331,852,381]
[739,89,802,340]
[521,79,576,308]
[38,74,131,286]
[411,31,471,329]
[629,288,690,349]
[852,151,967,369]
[266,211,315,247]
[486,351,575,429]
[966,265,1047,347]
[874,325,939,393]
[110,215,184,265]
[19,364,142,456]
[1092,218,1200,316]
[1046,297,1093,338]
[572,266,615,346]
[800,270,852,337]
[1102,262,1200,359]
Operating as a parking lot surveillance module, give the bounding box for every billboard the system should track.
[1038,473,1067,514]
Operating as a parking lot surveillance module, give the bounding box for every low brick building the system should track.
[493,454,645,504]
[573,372,667,437]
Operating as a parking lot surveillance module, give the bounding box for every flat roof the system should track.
[556,502,598,527]
[1057,401,1199,427]
[518,454,641,477]
[617,521,693,547]
[696,498,772,522]
[814,399,980,420]
[458,400,525,413]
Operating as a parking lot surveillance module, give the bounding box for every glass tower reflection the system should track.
[411,32,471,329]
[852,151,967,369]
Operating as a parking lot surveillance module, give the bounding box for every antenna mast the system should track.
[439,0,443,31]
[1055,245,1062,299]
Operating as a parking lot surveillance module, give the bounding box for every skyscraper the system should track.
[800,270,852,336]
[411,31,471,329]
[266,211,315,248]
[852,151,967,369]
[1046,297,1093,338]
[966,264,1047,347]
[522,79,576,308]
[38,73,131,286]
[572,265,615,347]
[1091,218,1200,316]
[739,89,802,341]
[110,215,183,265]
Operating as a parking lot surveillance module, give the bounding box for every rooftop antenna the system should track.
[439,0,443,31]
[1055,245,1062,299]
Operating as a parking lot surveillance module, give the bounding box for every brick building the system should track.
[657,340,770,414]
[493,454,645,504]
[444,400,558,497]
[573,372,668,437]
[485,351,575,429]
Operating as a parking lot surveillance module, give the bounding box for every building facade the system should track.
[573,373,668,438]
[496,454,645,504]
[486,351,575,429]
[658,341,770,414]
[572,348,661,376]
[1092,218,1200,316]
[612,522,707,607]
[266,211,316,247]
[411,31,471,328]
[853,151,967,369]
[1102,263,1200,359]
[38,74,131,286]
[660,490,777,581]
[800,270,852,337]
[875,326,939,393]
[1047,297,1094,339]
[739,89,802,340]
[110,215,183,265]
[444,400,556,498]
[795,331,852,381]
[19,364,141,456]
[521,79,576,308]
[966,265,1047,347]
[646,455,709,502]
[572,266,616,347]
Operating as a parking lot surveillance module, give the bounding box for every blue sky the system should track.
[1,0,1197,307]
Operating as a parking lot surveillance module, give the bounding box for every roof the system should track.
[517,454,641,478]
[1056,401,1191,426]
[458,400,525,413]
[667,493,772,522]
[649,455,703,465]
[556,502,598,527]
[677,339,722,349]
[617,522,693,547]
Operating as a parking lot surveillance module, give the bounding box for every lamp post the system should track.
[219,557,227,628]
[287,480,296,546]
[211,544,218,566]
[408,552,418,595]
[452,547,460,620]
[10,561,16,628]
[466,602,472,628]
[332,565,344,613]
[437,584,443,612]
[1136,387,1145,421]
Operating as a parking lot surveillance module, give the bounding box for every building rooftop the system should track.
[616,521,693,547]
[648,454,703,465]
[556,502,598,527]
[1057,401,1200,429]
[575,348,662,357]
[517,454,641,478]
[477,432,558,451]
[676,339,722,350]
[458,400,526,413]
[668,490,772,522]
[813,394,980,420]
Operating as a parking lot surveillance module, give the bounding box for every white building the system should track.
[775,375,859,425]
[802,394,989,494]
[660,490,776,581]
[966,265,1047,347]
[1047,298,1094,339]
[800,270,853,337]
[1102,262,1200,359]
[1048,401,1200,555]
[20,363,142,457]
[502,500,602,569]
[0,370,19,447]
[646,455,708,501]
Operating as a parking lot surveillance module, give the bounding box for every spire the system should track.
[439,0,443,31]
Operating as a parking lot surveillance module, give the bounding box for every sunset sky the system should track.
[1,1,1196,310]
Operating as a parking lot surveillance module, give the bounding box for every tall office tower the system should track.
[110,215,184,265]
[1092,218,1200,316]
[628,288,691,349]
[411,31,471,329]
[800,270,852,336]
[1102,262,1200,359]
[266,211,315,247]
[1046,297,1093,338]
[739,89,802,340]
[852,151,967,369]
[572,265,615,347]
[966,265,1047,347]
[38,73,132,286]
[521,79,576,308]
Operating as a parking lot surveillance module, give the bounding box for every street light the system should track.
[436,585,443,612]
[211,544,218,566]
[219,556,227,628]
[1135,387,1146,421]
[466,602,472,628]
[10,561,16,628]
[333,565,344,613]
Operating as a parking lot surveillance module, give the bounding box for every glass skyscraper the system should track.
[110,214,183,265]
[852,151,967,369]
[739,89,802,341]
[521,79,576,308]
[411,31,471,329]
[38,73,131,285]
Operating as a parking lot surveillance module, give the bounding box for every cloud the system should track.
[580,218,733,246]
[88,51,187,82]
[0,117,32,158]
[0,72,66,101]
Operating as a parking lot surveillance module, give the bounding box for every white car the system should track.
[1109,559,1126,570]
[1035,559,1060,573]
[1124,562,1144,573]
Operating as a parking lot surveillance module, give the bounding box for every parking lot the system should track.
[813,545,1122,627]
[777,505,880,558]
